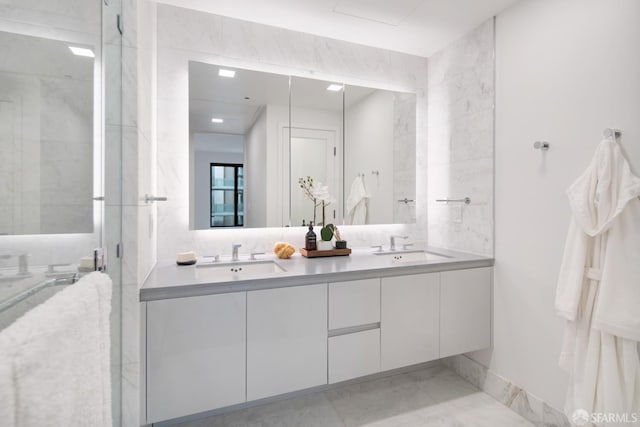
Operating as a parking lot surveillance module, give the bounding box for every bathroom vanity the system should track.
[140,248,493,424]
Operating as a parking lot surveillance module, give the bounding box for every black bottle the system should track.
[305,224,317,251]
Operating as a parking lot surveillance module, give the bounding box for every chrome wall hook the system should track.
[534,141,550,151]
[603,128,621,139]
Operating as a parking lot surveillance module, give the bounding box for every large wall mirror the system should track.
[0,31,96,235]
[189,61,416,229]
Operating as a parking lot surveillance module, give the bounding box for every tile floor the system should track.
[174,364,534,427]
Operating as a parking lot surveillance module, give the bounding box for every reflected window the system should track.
[210,163,243,227]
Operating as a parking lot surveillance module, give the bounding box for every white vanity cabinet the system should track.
[328,278,381,383]
[143,259,494,423]
[146,292,246,423]
[440,267,492,357]
[381,273,440,371]
[247,283,328,401]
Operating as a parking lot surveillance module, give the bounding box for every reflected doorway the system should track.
[289,128,341,227]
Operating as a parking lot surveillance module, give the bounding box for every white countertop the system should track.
[140,246,493,301]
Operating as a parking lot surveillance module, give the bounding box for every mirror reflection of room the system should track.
[344,85,416,225]
[0,31,96,235]
[289,76,344,228]
[189,62,289,229]
[188,61,416,229]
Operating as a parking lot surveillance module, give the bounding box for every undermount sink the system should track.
[374,250,451,263]
[196,260,286,279]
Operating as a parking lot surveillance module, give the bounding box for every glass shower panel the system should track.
[0,0,122,424]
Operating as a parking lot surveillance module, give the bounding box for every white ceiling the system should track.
[189,61,380,136]
[156,0,520,57]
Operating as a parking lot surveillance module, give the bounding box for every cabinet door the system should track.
[381,273,439,371]
[440,267,491,357]
[329,329,380,383]
[147,293,246,423]
[329,278,380,330]
[247,284,327,401]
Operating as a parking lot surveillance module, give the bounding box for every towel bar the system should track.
[436,197,471,205]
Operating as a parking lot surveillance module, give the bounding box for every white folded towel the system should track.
[346,176,370,225]
[0,272,113,426]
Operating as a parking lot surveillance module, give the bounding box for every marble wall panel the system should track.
[427,19,494,256]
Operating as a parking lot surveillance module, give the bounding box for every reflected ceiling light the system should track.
[211,118,224,123]
[218,69,236,78]
[68,46,95,57]
[326,84,343,92]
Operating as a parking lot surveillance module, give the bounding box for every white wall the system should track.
[264,104,289,227]
[345,90,394,224]
[489,0,640,412]
[156,4,427,261]
[245,107,267,228]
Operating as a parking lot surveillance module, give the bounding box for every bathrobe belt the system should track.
[584,267,602,281]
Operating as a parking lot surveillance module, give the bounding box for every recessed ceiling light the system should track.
[68,46,95,58]
[211,118,224,123]
[218,69,236,78]
[327,84,343,92]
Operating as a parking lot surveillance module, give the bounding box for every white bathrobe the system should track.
[346,176,369,225]
[555,139,640,425]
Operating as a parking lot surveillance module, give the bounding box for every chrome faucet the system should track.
[18,254,29,274]
[389,235,408,251]
[232,243,242,261]
[0,253,30,275]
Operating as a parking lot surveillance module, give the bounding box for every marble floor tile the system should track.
[448,393,536,426]
[173,366,535,427]
[176,392,343,427]
[407,365,479,404]
[325,369,441,426]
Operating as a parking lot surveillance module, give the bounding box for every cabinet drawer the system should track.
[329,329,380,383]
[329,278,380,330]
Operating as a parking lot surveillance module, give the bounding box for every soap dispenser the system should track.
[305,223,317,251]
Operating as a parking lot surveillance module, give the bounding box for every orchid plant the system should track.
[298,176,336,236]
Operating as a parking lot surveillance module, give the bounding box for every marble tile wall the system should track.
[0,73,41,236]
[39,76,94,234]
[155,4,428,262]
[0,0,99,45]
[393,92,417,224]
[426,19,495,257]
[443,355,570,427]
[118,0,158,426]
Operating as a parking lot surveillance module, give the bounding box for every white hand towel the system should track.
[346,176,369,225]
[0,272,113,426]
